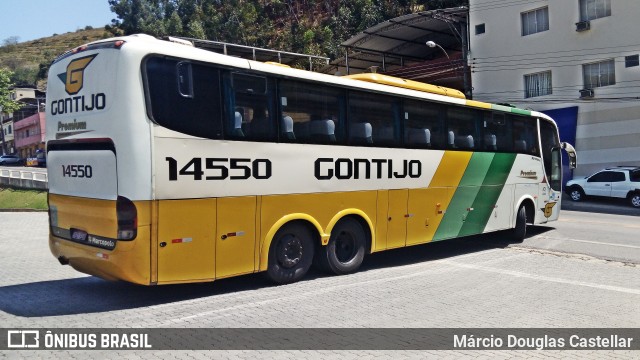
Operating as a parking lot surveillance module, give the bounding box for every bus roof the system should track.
[58,34,554,125]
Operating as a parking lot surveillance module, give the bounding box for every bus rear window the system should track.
[144,56,223,139]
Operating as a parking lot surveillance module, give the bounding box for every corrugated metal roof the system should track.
[324,6,468,91]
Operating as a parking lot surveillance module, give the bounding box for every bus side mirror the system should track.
[561,142,577,169]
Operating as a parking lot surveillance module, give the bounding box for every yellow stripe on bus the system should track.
[428,151,472,188]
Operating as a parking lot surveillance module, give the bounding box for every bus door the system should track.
[215,196,257,279]
[157,199,217,283]
[156,196,256,283]
[386,189,408,249]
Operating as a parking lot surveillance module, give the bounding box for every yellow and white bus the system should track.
[46,34,576,285]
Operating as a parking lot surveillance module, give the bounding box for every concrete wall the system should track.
[0,169,48,190]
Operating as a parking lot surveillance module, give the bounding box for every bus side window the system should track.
[512,115,539,156]
[447,107,480,151]
[348,91,399,147]
[403,99,444,149]
[277,79,344,145]
[229,73,276,141]
[144,56,223,139]
[485,112,512,152]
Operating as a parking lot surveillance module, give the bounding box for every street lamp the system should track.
[426,41,450,59]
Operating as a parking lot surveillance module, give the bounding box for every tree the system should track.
[106,0,470,60]
[1,36,20,48]
[0,68,22,155]
[0,68,21,114]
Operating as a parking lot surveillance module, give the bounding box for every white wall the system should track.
[469,0,640,176]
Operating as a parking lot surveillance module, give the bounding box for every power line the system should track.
[472,49,640,66]
[471,43,640,61]
[473,80,640,96]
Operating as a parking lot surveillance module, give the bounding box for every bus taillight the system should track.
[116,196,137,240]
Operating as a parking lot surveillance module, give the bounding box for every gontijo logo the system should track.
[51,54,106,116]
[57,54,97,95]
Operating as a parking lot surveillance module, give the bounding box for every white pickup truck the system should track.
[565,166,640,208]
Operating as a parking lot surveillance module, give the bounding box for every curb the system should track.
[0,208,48,212]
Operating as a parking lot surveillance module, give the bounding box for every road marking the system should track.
[441,259,640,295]
[558,217,640,229]
[558,237,640,250]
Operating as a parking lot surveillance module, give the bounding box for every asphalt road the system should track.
[0,206,638,358]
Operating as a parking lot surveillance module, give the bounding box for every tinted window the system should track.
[630,170,640,182]
[484,113,513,152]
[403,99,445,149]
[610,172,625,182]
[227,73,275,141]
[446,107,482,150]
[588,171,616,182]
[512,115,539,156]
[145,57,222,139]
[278,79,345,144]
[349,92,399,146]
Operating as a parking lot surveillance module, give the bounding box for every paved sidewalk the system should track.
[0,213,638,359]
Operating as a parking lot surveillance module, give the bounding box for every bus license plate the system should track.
[71,229,88,242]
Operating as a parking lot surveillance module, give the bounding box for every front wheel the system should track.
[266,222,315,284]
[629,193,640,208]
[511,204,527,242]
[317,217,367,275]
[568,187,585,202]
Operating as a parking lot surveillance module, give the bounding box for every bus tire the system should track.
[512,204,527,243]
[317,217,366,275]
[266,222,314,284]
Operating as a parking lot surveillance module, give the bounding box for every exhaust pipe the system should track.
[58,256,69,265]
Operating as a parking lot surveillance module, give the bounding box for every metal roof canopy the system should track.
[326,6,469,92]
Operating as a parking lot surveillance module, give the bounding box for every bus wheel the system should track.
[318,217,366,275]
[511,204,527,243]
[266,222,314,284]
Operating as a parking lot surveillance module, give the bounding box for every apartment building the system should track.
[469,0,640,177]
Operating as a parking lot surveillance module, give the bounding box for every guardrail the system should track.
[0,167,48,190]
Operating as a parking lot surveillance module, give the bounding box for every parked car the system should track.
[0,155,24,166]
[36,151,46,167]
[565,166,640,208]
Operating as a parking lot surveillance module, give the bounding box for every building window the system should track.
[475,23,486,35]
[524,71,552,98]
[625,55,639,68]
[579,0,611,21]
[521,7,549,36]
[583,59,616,88]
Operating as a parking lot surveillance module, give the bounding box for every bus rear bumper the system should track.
[49,225,152,285]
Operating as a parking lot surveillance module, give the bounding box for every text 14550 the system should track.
[62,165,93,178]
[166,157,272,180]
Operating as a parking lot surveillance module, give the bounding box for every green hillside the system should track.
[0,28,110,89]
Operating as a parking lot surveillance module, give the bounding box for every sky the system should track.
[0,0,115,44]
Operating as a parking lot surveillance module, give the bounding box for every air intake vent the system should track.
[576,21,591,32]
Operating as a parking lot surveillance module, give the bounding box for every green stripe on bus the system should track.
[433,152,494,241]
[457,153,517,237]
[511,107,531,116]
